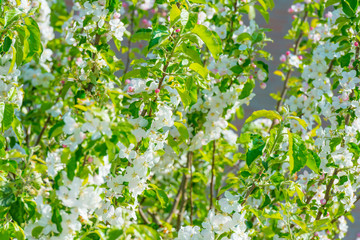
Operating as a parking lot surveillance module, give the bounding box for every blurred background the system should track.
[63,0,360,238]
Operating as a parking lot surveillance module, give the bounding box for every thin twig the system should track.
[190,152,194,225]
[124,9,135,75]
[209,141,216,209]
[176,152,193,230]
[166,151,192,223]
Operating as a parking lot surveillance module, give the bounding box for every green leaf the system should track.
[3,103,14,130]
[191,25,222,60]
[188,0,206,3]
[270,172,284,185]
[129,224,161,240]
[31,226,44,238]
[24,17,43,62]
[239,78,255,99]
[262,211,282,220]
[182,44,202,64]
[48,121,65,139]
[292,219,308,231]
[0,102,4,124]
[107,229,123,240]
[131,29,152,42]
[288,131,307,174]
[9,198,26,225]
[14,37,24,67]
[4,8,22,28]
[245,110,282,124]
[106,0,119,12]
[52,207,63,233]
[189,63,209,79]
[0,186,16,207]
[148,184,169,208]
[170,5,181,24]
[148,25,169,51]
[307,150,321,174]
[8,46,17,74]
[254,4,269,23]
[295,185,304,201]
[174,122,189,141]
[246,135,265,166]
[3,36,12,53]
[341,0,356,17]
[11,117,24,146]
[176,87,192,107]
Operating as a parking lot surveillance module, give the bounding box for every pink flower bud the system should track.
[326,230,331,235]
[128,86,134,92]
[61,80,65,84]
[150,9,156,14]
[286,51,291,56]
[355,42,359,47]
[249,75,253,79]
[280,54,286,62]
[320,199,326,205]
[260,82,266,89]
[298,55,303,60]
[142,18,149,25]
[62,144,67,148]
[176,28,181,33]
[113,12,120,19]
[310,26,314,30]
[288,8,294,13]
[155,88,160,94]
[314,232,319,237]
[292,15,296,20]
[251,63,257,68]
[325,12,333,18]
[122,2,128,8]
[87,157,94,163]
[167,16,170,21]
[125,79,131,84]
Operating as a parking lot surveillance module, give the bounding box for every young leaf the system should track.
[245,110,282,124]
[191,25,222,60]
[189,63,209,79]
[246,135,265,166]
[288,131,307,174]
[170,5,181,24]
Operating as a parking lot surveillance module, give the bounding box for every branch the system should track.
[139,206,150,225]
[209,140,216,209]
[166,151,193,223]
[176,151,193,230]
[315,169,339,220]
[124,9,135,75]
[147,32,180,117]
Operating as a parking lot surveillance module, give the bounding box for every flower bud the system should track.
[320,199,326,205]
[155,88,160,94]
